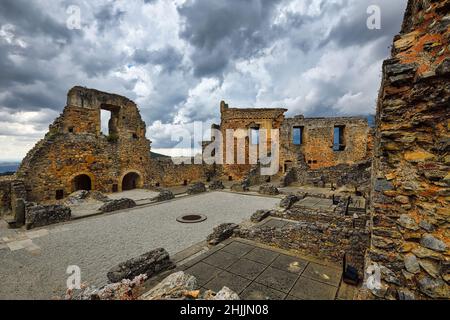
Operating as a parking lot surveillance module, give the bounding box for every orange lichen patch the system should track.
[419,186,442,198]
[398,32,442,52]
[85,155,96,164]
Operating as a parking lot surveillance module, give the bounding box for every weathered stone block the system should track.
[279,194,301,209]
[100,198,137,213]
[207,223,238,245]
[25,204,71,229]
[258,185,280,196]
[152,189,175,202]
[107,248,175,283]
[250,210,272,223]
[187,182,207,195]
[208,180,225,190]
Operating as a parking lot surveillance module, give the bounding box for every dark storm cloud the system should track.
[132,46,183,73]
[0,0,74,42]
[177,0,283,77]
[322,1,407,52]
[0,0,410,159]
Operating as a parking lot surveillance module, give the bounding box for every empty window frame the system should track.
[55,190,64,200]
[333,126,346,151]
[250,127,260,145]
[293,126,304,145]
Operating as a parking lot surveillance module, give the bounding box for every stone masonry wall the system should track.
[280,116,371,172]
[206,101,372,181]
[218,101,287,181]
[366,0,449,300]
[16,87,154,203]
[150,159,221,187]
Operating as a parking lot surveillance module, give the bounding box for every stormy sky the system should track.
[0,0,407,161]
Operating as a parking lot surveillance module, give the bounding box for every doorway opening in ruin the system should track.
[56,190,64,200]
[73,174,92,192]
[100,104,120,137]
[284,161,293,173]
[122,172,141,191]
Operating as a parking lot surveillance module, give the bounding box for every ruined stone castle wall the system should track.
[211,101,371,181]
[366,0,449,300]
[16,87,154,203]
[218,101,287,181]
[280,116,370,172]
[150,159,221,187]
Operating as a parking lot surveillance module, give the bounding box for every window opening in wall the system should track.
[56,190,64,200]
[112,184,118,193]
[101,110,112,136]
[68,127,74,133]
[333,126,346,151]
[250,127,260,145]
[293,126,303,145]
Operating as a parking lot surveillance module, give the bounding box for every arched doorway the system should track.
[122,172,141,191]
[73,174,92,192]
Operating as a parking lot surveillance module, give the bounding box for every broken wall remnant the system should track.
[150,158,220,187]
[25,203,71,230]
[218,101,287,181]
[16,87,154,203]
[280,117,371,172]
[203,101,372,182]
[366,0,449,300]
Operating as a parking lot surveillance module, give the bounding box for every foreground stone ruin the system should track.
[363,0,449,300]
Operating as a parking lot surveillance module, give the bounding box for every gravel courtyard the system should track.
[0,192,279,300]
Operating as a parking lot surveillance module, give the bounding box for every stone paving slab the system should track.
[205,271,252,294]
[180,238,346,300]
[290,277,338,300]
[302,263,342,287]
[240,282,287,300]
[261,219,289,229]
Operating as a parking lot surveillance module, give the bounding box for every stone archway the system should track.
[121,172,142,191]
[72,174,92,192]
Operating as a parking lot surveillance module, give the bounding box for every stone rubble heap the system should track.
[107,248,175,283]
[99,198,137,213]
[187,182,207,195]
[207,223,239,245]
[141,271,240,300]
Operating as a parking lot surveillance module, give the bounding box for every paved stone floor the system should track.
[295,197,336,211]
[178,238,351,300]
[0,192,279,300]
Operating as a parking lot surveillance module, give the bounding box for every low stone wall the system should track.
[25,204,71,230]
[238,218,370,275]
[285,160,372,192]
[238,195,370,276]
[99,198,137,213]
[151,159,221,187]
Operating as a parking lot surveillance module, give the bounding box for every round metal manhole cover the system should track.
[177,214,207,224]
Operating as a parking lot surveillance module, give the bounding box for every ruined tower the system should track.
[366,0,449,299]
[16,87,153,202]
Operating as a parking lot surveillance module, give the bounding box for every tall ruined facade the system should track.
[206,101,371,181]
[367,0,449,299]
[16,87,153,203]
